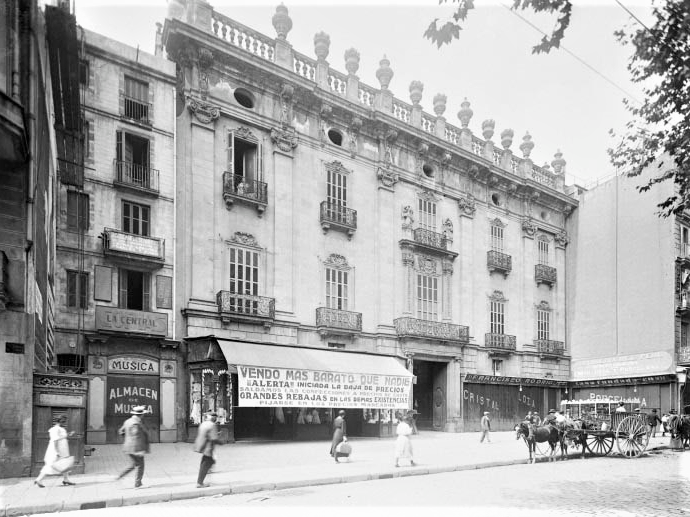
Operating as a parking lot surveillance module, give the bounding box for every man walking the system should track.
[479,411,491,443]
[194,411,219,488]
[646,409,662,438]
[116,406,150,489]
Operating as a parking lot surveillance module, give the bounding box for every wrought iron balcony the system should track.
[535,263,557,287]
[102,228,164,268]
[113,160,159,194]
[121,93,151,125]
[413,228,448,252]
[487,250,512,276]
[484,333,516,353]
[394,317,469,344]
[216,290,275,327]
[678,291,690,315]
[316,307,362,336]
[535,339,566,357]
[678,346,690,365]
[320,201,357,239]
[222,172,268,215]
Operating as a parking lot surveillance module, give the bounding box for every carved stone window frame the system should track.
[223,232,267,295]
[321,253,355,310]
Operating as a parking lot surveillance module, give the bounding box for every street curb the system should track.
[3,446,671,516]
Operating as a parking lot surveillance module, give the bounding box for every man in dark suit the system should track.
[116,406,150,489]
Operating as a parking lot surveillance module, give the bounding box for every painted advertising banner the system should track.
[571,351,672,380]
[237,365,412,409]
[108,356,159,375]
[106,376,160,418]
[95,306,168,336]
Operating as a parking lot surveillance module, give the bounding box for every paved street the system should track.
[32,449,690,516]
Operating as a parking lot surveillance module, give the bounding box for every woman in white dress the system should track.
[34,416,75,487]
[394,414,415,467]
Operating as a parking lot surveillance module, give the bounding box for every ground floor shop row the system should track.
[73,335,686,445]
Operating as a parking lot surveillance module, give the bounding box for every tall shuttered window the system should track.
[122,201,150,236]
[416,274,438,321]
[118,269,150,311]
[66,191,89,231]
[230,247,259,296]
[490,223,504,252]
[326,268,348,310]
[66,270,88,309]
[538,239,550,265]
[490,300,505,335]
[537,309,550,340]
[418,198,437,231]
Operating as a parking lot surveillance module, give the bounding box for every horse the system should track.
[559,419,588,459]
[515,421,564,464]
[669,414,690,449]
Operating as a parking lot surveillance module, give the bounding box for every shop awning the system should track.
[216,339,412,409]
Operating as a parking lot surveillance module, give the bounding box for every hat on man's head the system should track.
[206,411,218,417]
[634,408,641,412]
[131,405,146,415]
[483,411,489,415]
[618,402,625,406]
[548,409,556,414]
[652,409,657,413]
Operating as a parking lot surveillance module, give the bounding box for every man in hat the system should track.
[646,409,662,438]
[116,406,150,488]
[479,411,491,443]
[543,409,558,427]
[615,401,626,413]
[194,411,219,488]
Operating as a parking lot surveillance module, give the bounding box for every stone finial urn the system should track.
[500,128,514,150]
[551,149,566,174]
[344,48,360,76]
[376,55,394,90]
[482,119,495,141]
[457,98,473,128]
[433,93,447,116]
[272,4,293,40]
[520,132,534,158]
[409,81,424,106]
[314,31,330,61]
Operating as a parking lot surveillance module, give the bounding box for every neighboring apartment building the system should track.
[567,165,686,413]
[0,0,56,477]
[53,27,178,446]
[162,0,577,439]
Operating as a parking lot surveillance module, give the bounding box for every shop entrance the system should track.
[412,360,447,430]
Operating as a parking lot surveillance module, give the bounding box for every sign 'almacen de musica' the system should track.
[237,366,412,409]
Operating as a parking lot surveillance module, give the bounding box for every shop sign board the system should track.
[106,376,160,418]
[237,365,412,409]
[95,306,167,336]
[571,351,672,380]
[108,356,159,375]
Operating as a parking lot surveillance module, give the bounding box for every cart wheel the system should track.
[616,415,649,458]
[585,434,614,456]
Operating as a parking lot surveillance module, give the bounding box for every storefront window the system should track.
[189,368,232,425]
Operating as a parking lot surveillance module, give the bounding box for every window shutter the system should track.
[143,273,150,310]
[677,264,682,293]
[79,194,89,230]
[227,132,234,175]
[67,271,76,307]
[119,269,128,308]
[257,142,263,181]
[67,192,76,229]
[79,273,88,309]
[94,265,112,301]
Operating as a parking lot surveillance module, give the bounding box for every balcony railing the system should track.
[535,339,566,356]
[102,228,164,266]
[485,333,517,351]
[394,317,469,343]
[316,307,362,335]
[413,228,448,251]
[535,263,557,287]
[114,160,159,193]
[121,93,151,125]
[487,250,512,276]
[320,201,357,238]
[680,243,690,260]
[222,172,268,214]
[678,291,690,314]
[678,346,690,364]
[216,290,275,326]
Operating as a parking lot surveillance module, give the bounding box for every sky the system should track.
[73,0,654,187]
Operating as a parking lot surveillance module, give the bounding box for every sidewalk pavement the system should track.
[0,431,671,516]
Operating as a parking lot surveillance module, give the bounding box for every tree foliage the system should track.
[424,0,572,54]
[609,2,690,216]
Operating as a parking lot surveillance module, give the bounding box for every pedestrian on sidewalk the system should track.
[115,406,150,489]
[329,410,347,463]
[646,409,662,438]
[194,411,219,488]
[394,414,415,467]
[34,415,76,488]
[479,411,491,443]
[661,412,670,437]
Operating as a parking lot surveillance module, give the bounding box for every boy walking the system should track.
[480,411,492,443]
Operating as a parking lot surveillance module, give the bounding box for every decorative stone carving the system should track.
[272,3,293,40]
[458,193,476,217]
[376,55,394,90]
[381,128,398,168]
[197,48,213,98]
[418,190,440,203]
[230,232,259,247]
[271,126,298,153]
[535,300,551,311]
[409,80,423,106]
[500,128,514,150]
[348,116,362,157]
[467,164,480,180]
[522,217,537,237]
[319,104,332,147]
[415,255,438,275]
[555,230,569,247]
[34,375,87,390]
[482,119,495,141]
[325,160,351,176]
[278,83,294,127]
[402,205,415,228]
[377,167,399,189]
[433,93,447,117]
[507,183,518,195]
[324,253,350,269]
[537,233,551,243]
[235,126,257,142]
[344,48,360,76]
[490,217,506,229]
[442,260,454,275]
[402,252,415,266]
[442,218,454,240]
[314,31,331,61]
[457,98,473,128]
[187,96,220,124]
[520,132,534,158]
[551,150,566,174]
[488,290,507,302]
